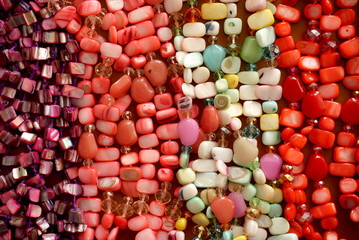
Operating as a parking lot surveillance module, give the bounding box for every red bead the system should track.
[283,185,296,203]
[318,116,335,131]
[306,153,328,181]
[320,217,338,230]
[337,132,355,147]
[338,25,356,39]
[336,0,358,8]
[308,128,336,149]
[275,36,295,53]
[279,108,305,128]
[341,97,359,125]
[275,4,301,23]
[320,52,340,68]
[279,142,291,157]
[310,202,337,219]
[283,147,304,166]
[350,206,359,222]
[309,232,323,240]
[298,56,320,71]
[304,4,322,19]
[277,50,301,68]
[339,178,357,194]
[319,66,345,84]
[321,0,333,14]
[282,75,306,102]
[200,106,219,133]
[296,41,320,55]
[320,15,341,31]
[334,147,357,163]
[323,100,341,119]
[292,174,308,189]
[312,187,331,205]
[169,77,184,93]
[288,221,303,238]
[281,127,295,142]
[302,71,319,84]
[318,84,339,100]
[302,223,315,238]
[114,216,127,229]
[329,163,356,177]
[302,90,325,119]
[274,22,292,37]
[346,57,359,75]
[339,37,359,59]
[289,133,307,149]
[343,76,359,91]
[323,231,338,240]
[294,189,307,204]
[284,203,297,221]
[335,9,356,25]
[339,194,359,209]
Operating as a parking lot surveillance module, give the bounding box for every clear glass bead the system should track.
[242,125,260,139]
[263,44,280,60]
[246,63,257,71]
[95,63,112,78]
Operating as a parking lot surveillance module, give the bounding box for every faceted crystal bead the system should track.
[305,28,321,42]
[169,12,185,27]
[246,63,257,71]
[95,63,112,78]
[184,8,201,23]
[263,44,280,60]
[242,125,260,139]
[226,42,241,56]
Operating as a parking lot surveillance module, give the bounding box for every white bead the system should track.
[195,82,217,99]
[194,172,218,188]
[255,85,282,101]
[174,36,184,51]
[191,159,217,172]
[216,160,229,176]
[245,0,266,12]
[183,22,206,37]
[226,89,240,103]
[244,219,259,237]
[206,206,215,218]
[218,109,232,125]
[243,101,262,117]
[183,68,192,84]
[181,37,206,52]
[193,67,210,84]
[164,0,182,14]
[256,26,275,47]
[224,18,242,35]
[267,234,299,240]
[198,141,218,159]
[180,183,198,200]
[239,85,258,100]
[212,147,233,163]
[262,131,281,146]
[231,225,244,238]
[215,78,228,93]
[262,100,278,113]
[228,167,252,184]
[258,67,281,85]
[204,21,220,36]
[183,52,203,68]
[226,3,237,18]
[269,217,290,236]
[216,174,228,189]
[266,2,277,14]
[255,184,274,202]
[175,51,187,65]
[221,56,241,74]
[228,103,243,117]
[238,71,259,85]
[182,83,196,98]
[229,117,242,131]
[176,168,196,185]
[248,228,268,240]
[254,216,272,229]
[253,168,266,184]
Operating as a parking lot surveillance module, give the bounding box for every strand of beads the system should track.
[0,0,90,239]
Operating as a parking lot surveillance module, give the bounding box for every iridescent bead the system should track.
[242,125,260,139]
[246,63,257,71]
[262,44,280,60]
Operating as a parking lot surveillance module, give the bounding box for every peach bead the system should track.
[140,164,157,179]
[80,38,101,52]
[106,0,124,12]
[96,119,118,135]
[79,51,98,65]
[113,95,132,115]
[125,40,142,56]
[102,13,116,30]
[152,12,168,28]
[139,36,161,54]
[109,26,118,43]
[124,0,145,11]
[114,54,131,72]
[121,152,139,166]
[135,21,156,39]
[137,179,159,194]
[157,27,172,42]
[138,133,159,148]
[139,149,160,164]
[136,117,154,134]
[121,181,141,198]
[79,107,95,125]
[94,105,121,122]
[99,93,115,105]
[93,162,120,177]
[94,148,120,161]
[78,65,93,80]
[116,119,138,145]
[114,10,128,29]
[92,78,110,94]
[128,6,154,24]
[157,168,174,182]
[77,80,92,93]
[73,94,95,108]
[84,212,100,227]
[110,75,132,98]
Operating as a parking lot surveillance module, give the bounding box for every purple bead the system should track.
[0,106,16,121]
[62,106,78,122]
[42,18,57,31]
[8,28,21,41]
[32,137,44,152]
[63,184,83,196]
[19,78,36,93]
[62,85,84,99]
[260,153,283,180]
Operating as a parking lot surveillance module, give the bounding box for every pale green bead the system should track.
[176,168,196,185]
[216,78,228,93]
[262,101,278,113]
[250,197,270,214]
[228,167,252,185]
[174,35,184,51]
[237,71,259,85]
[240,36,263,64]
[269,203,283,218]
[206,206,215,218]
[262,131,281,146]
[241,184,257,201]
[223,230,233,240]
[226,89,240,103]
[186,197,205,214]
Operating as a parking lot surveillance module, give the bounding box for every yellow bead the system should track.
[247,9,274,30]
[192,212,210,226]
[175,218,187,231]
[260,113,279,131]
[201,3,227,20]
[270,187,283,203]
[224,74,239,89]
[234,236,247,240]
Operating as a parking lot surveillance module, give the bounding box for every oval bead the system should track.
[178,118,199,146]
[78,132,98,159]
[200,106,220,133]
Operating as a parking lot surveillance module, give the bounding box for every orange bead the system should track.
[292,174,308,189]
[318,84,339,100]
[283,185,296,203]
[312,187,331,205]
[78,132,98,159]
[284,203,297,221]
[288,221,303,238]
[115,120,138,146]
[319,66,345,84]
[310,202,337,219]
[281,127,295,142]
[301,71,319,84]
[337,132,355,147]
[308,128,336,149]
[277,50,301,68]
[298,56,320,71]
[320,52,340,68]
[275,22,292,37]
[296,41,320,55]
[275,36,296,53]
[339,37,359,59]
[294,189,306,204]
[289,133,307,149]
[339,194,359,209]
[279,108,305,128]
[334,147,357,163]
[200,106,219,133]
[320,217,338,230]
[338,25,356,39]
[283,147,304,166]
[323,100,342,119]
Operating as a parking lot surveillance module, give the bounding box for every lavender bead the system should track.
[260,153,283,180]
[177,118,199,146]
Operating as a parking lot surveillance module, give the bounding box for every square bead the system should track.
[262,131,281,145]
[239,85,258,100]
[243,101,262,117]
[204,21,220,36]
[262,101,278,113]
[225,89,239,103]
[226,3,237,18]
[215,78,228,93]
[260,113,279,131]
[224,18,242,35]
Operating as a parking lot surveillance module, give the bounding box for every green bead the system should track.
[269,203,283,218]
[240,36,263,64]
[214,94,231,110]
[223,230,233,240]
[226,42,241,56]
[215,78,228,93]
[172,26,182,36]
[213,71,224,80]
[248,159,260,171]
[249,198,270,214]
[242,184,257,201]
[203,44,227,72]
[187,0,198,8]
[180,151,190,168]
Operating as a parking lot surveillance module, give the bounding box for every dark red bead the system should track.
[341,97,359,125]
[282,75,306,102]
[305,153,328,181]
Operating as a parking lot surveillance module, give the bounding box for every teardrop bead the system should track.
[115,120,138,146]
[211,196,235,223]
[340,97,359,125]
[200,106,220,133]
[78,132,98,159]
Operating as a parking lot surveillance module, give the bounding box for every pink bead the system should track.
[94,34,107,45]
[121,152,139,166]
[79,51,98,65]
[139,149,160,164]
[154,93,173,110]
[145,214,163,230]
[121,181,141,198]
[161,141,180,155]
[80,38,101,53]
[54,6,76,28]
[135,228,156,240]
[114,54,131,72]
[82,185,98,197]
[135,21,156,39]
[157,27,172,42]
[94,147,120,161]
[157,168,174,182]
[159,155,179,168]
[78,167,98,184]
[131,55,147,69]
[99,94,115,105]
[102,213,114,228]
[98,134,114,147]
[118,26,137,45]
[114,10,129,29]
[76,25,89,42]
[95,225,109,240]
[113,95,132,115]
[106,0,124,12]
[94,105,121,122]
[65,167,79,180]
[125,40,142,57]
[120,167,142,181]
[78,65,93,80]
[84,212,100,227]
[139,36,161,54]
[6,198,20,214]
[152,12,169,28]
[77,198,102,212]
[156,108,178,123]
[136,117,154,134]
[137,102,156,117]
[161,217,175,232]
[140,164,157,179]
[149,201,166,216]
[78,228,95,240]
[73,94,95,108]
[160,42,175,58]
[42,18,57,30]
[102,13,116,30]
[96,119,117,135]
[128,6,154,24]
[128,215,148,231]
[156,123,179,140]
[97,177,121,191]
[109,26,118,44]
[77,0,102,17]
[108,227,119,240]
[93,162,120,177]
[138,133,159,148]
[66,15,82,34]
[100,43,123,59]
[124,0,145,11]
[137,179,159,194]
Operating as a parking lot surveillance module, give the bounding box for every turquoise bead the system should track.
[269,203,283,217]
[223,230,233,240]
[240,36,263,63]
[203,44,226,72]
